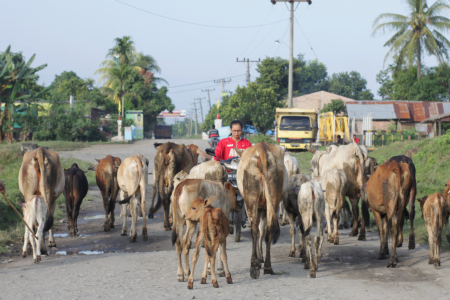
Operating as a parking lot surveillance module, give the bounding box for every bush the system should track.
[247,134,277,145]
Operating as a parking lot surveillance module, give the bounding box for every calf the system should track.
[171,179,240,282]
[418,193,449,268]
[19,195,47,263]
[280,152,300,226]
[298,181,325,278]
[185,197,232,289]
[282,173,309,258]
[313,169,347,245]
[364,160,413,268]
[63,163,88,236]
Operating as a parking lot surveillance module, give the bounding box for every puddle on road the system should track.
[47,233,92,238]
[54,249,135,255]
[84,215,104,220]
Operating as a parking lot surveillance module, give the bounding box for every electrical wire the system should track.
[167,84,217,94]
[168,74,245,88]
[294,16,319,60]
[114,0,289,29]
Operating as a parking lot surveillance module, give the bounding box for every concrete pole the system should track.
[288,1,294,108]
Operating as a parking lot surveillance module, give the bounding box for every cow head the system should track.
[184,197,217,221]
[417,196,428,218]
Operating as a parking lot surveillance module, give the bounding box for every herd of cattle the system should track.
[14,141,450,288]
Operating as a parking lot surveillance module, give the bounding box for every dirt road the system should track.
[1,139,450,299]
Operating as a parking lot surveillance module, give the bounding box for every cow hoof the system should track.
[396,243,403,248]
[187,281,193,289]
[49,242,57,248]
[142,228,148,236]
[349,229,358,237]
[104,225,110,232]
[22,252,27,258]
[288,251,295,258]
[207,269,211,275]
[178,275,184,282]
[41,249,48,256]
[304,262,310,269]
[428,258,435,264]
[218,271,226,277]
[387,261,397,268]
[121,231,127,236]
[226,276,233,284]
[310,270,316,278]
[264,268,275,275]
[130,236,137,243]
[257,257,264,264]
[201,277,207,284]
[301,256,306,263]
[434,260,441,268]
[357,235,366,241]
[250,266,260,279]
[334,238,339,245]
[212,280,219,288]
[164,227,171,231]
[408,241,415,250]
[35,256,41,263]
[337,224,344,230]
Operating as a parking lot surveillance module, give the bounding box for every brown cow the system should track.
[19,147,64,254]
[364,160,413,268]
[236,142,288,279]
[149,142,196,230]
[89,155,121,232]
[418,193,449,268]
[63,163,88,236]
[185,197,233,289]
[186,144,211,165]
[442,178,450,243]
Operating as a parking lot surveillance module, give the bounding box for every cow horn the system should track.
[88,164,98,171]
[235,148,244,157]
[306,145,316,154]
[95,158,101,162]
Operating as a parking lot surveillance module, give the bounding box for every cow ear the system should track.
[446,184,448,187]
[198,150,211,159]
[235,148,244,157]
[205,196,216,207]
[88,164,98,171]
[114,166,119,170]
[18,202,26,208]
[224,182,233,190]
[95,158,101,163]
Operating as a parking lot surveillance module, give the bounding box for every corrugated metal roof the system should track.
[347,104,397,119]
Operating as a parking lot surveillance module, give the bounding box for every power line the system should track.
[114,0,290,29]
[294,16,319,60]
[168,74,245,89]
[167,84,217,94]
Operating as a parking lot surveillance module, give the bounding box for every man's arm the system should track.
[214,141,224,161]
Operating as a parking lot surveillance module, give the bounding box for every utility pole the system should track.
[202,88,215,110]
[271,0,312,108]
[214,78,232,93]
[236,58,261,85]
[194,97,206,124]
[190,103,199,135]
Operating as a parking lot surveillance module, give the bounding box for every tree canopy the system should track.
[328,71,374,100]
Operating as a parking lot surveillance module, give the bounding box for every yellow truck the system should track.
[274,108,317,150]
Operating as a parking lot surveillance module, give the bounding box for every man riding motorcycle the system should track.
[207,124,220,148]
[214,120,251,161]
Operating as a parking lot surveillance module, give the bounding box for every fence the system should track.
[363,130,404,147]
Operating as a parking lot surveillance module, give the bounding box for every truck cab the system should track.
[275,108,317,150]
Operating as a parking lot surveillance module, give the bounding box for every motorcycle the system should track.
[205,148,247,242]
[210,137,219,148]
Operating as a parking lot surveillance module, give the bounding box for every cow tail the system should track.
[205,211,213,257]
[149,165,161,217]
[68,170,75,220]
[257,150,280,245]
[37,149,53,232]
[171,181,185,245]
[438,195,444,232]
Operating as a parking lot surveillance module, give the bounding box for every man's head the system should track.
[230,119,243,140]
[353,134,357,139]
[337,135,341,139]
[212,124,215,129]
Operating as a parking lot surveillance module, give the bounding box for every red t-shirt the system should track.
[354,138,360,144]
[214,137,252,161]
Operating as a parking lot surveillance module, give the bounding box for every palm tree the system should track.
[107,36,135,66]
[373,0,450,79]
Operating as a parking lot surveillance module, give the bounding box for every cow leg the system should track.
[445,219,450,244]
[65,198,74,235]
[408,187,416,250]
[183,220,197,278]
[217,246,225,277]
[358,200,369,241]
[435,225,442,268]
[324,202,332,243]
[120,191,128,236]
[278,203,283,220]
[257,211,266,263]
[288,212,296,257]
[22,222,30,258]
[140,185,147,237]
[28,228,37,262]
[280,204,288,226]
[175,218,185,282]
[349,197,359,237]
[333,212,340,245]
[34,219,44,263]
[220,241,232,284]
[300,227,307,263]
[109,197,116,229]
[372,211,386,260]
[201,251,209,284]
[163,197,171,231]
[426,224,435,265]
[101,189,111,232]
[263,209,277,276]
[387,217,398,268]
[209,243,220,288]
[249,208,262,279]
[187,229,203,290]
[129,196,138,242]
[48,229,56,248]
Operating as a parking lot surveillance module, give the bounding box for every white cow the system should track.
[298,181,325,278]
[117,153,149,242]
[19,195,47,264]
[280,152,300,225]
[313,169,347,245]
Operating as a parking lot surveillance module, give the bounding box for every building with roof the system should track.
[346,100,450,134]
[293,91,356,112]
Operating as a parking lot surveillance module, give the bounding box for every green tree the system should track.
[320,99,347,114]
[376,68,395,100]
[373,0,450,79]
[328,71,374,100]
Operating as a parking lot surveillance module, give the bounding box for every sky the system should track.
[2,0,443,122]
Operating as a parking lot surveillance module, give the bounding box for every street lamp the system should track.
[271,0,312,108]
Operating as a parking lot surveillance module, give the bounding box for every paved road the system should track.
[1,139,450,299]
